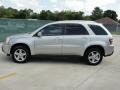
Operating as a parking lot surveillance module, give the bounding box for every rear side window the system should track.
[89,25,108,35]
[65,24,89,35]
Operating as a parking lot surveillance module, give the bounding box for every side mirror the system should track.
[37,32,42,37]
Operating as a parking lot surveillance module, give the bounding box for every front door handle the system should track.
[55,37,62,40]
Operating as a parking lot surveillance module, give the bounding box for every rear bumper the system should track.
[104,45,114,57]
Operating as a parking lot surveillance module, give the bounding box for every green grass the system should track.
[111,32,120,35]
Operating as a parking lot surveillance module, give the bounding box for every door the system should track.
[34,24,64,55]
[62,24,90,55]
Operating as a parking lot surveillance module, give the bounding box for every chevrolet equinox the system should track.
[2,20,114,65]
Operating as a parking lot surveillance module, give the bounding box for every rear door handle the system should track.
[82,37,87,39]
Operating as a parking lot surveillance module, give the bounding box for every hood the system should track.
[9,33,31,39]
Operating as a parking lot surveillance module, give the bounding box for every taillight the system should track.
[109,38,113,45]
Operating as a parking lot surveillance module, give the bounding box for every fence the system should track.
[0,19,120,42]
[0,19,52,42]
[103,24,120,34]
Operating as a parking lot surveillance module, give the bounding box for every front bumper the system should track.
[104,45,114,57]
[2,43,11,55]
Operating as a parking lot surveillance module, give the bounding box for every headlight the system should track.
[5,37,10,44]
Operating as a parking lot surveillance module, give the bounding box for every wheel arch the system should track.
[84,45,105,56]
[10,43,31,55]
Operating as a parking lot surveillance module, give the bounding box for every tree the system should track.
[5,7,18,18]
[91,7,103,20]
[39,10,48,20]
[74,11,84,20]
[31,13,39,19]
[50,11,84,20]
[16,9,33,19]
[118,20,120,23]
[16,10,27,19]
[103,10,118,21]
[83,15,91,20]
[0,6,5,18]
[0,6,119,21]
[45,10,55,20]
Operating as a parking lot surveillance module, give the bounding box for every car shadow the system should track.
[1,55,87,65]
[30,55,86,65]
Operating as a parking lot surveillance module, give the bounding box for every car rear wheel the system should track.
[84,48,103,65]
[11,46,30,63]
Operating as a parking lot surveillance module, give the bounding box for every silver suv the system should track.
[2,20,114,65]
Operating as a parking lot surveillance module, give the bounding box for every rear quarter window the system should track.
[89,25,108,35]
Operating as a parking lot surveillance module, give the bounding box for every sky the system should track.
[0,0,120,18]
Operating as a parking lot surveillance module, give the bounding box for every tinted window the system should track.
[42,24,64,36]
[89,25,108,35]
[65,24,89,35]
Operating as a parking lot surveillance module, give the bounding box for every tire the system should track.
[84,48,103,65]
[11,46,30,63]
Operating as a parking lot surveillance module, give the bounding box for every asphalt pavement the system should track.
[0,35,120,90]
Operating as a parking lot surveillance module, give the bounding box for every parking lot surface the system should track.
[0,35,120,90]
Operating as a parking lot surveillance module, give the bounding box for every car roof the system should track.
[49,20,101,25]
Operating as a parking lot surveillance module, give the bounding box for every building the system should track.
[96,17,120,32]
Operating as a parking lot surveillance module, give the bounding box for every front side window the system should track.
[65,24,89,35]
[41,24,64,36]
[89,25,108,35]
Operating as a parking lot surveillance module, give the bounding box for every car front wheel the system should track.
[11,46,30,63]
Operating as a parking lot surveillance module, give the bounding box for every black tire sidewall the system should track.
[84,48,103,65]
[12,46,30,63]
